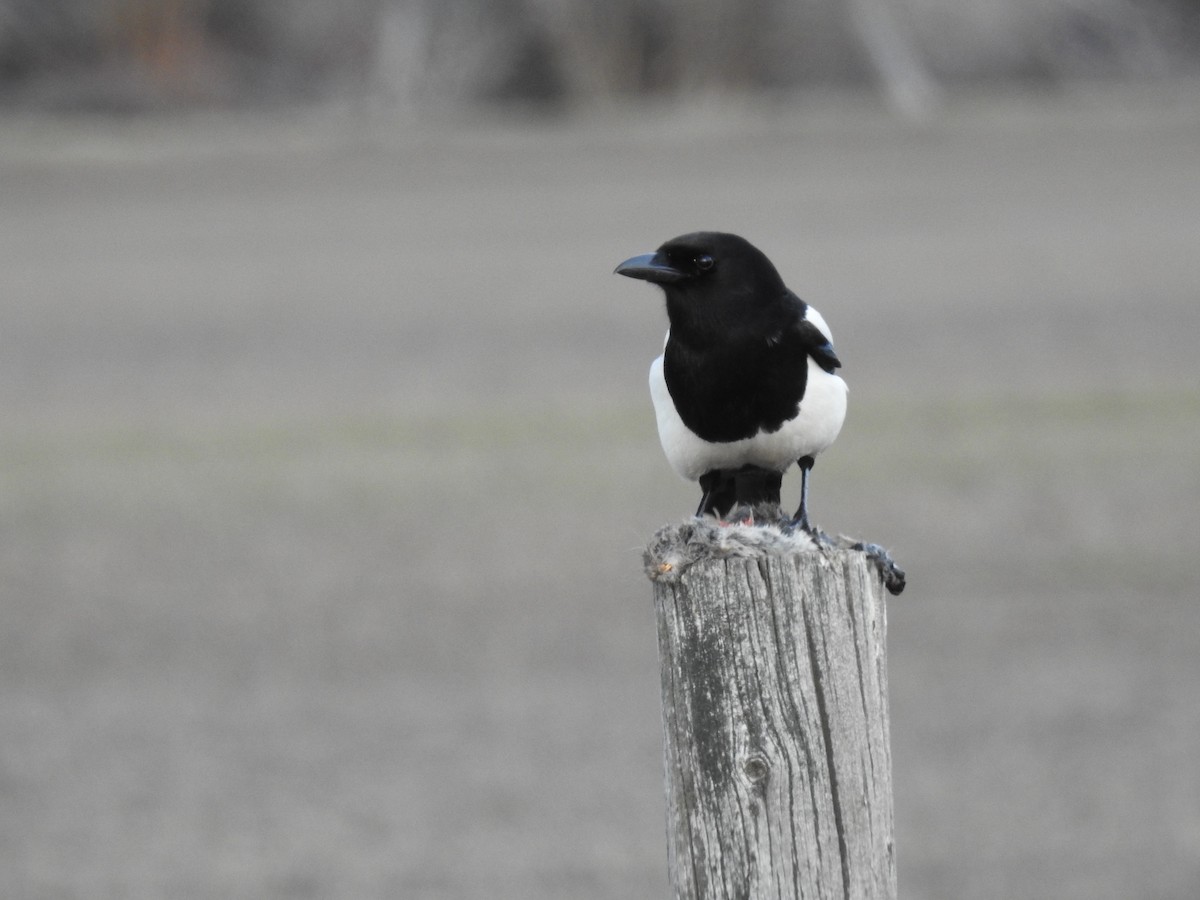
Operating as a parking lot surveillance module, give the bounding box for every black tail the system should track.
[697,465,783,518]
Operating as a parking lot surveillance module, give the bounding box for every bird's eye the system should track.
[695,254,715,272]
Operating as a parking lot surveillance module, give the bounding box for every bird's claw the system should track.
[781,518,838,555]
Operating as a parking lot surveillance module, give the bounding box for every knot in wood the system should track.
[741,753,770,785]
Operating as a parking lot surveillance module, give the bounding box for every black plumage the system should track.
[615,231,848,529]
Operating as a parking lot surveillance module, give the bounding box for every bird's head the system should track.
[614,232,788,339]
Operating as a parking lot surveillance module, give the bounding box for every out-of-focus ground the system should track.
[2,82,1199,899]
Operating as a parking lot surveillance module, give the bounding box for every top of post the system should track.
[644,518,906,595]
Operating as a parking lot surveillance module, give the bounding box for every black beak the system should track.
[614,252,687,284]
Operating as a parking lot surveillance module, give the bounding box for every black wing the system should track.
[795,318,841,373]
[781,290,841,374]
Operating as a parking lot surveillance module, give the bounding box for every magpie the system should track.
[615,231,847,531]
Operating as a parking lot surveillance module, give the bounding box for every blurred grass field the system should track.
[2,84,1199,898]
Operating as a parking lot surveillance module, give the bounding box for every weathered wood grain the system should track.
[648,526,895,900]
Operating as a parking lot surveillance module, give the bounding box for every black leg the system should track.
[696,470,735,517]
[696,471,720,517]
[791,455,816,531]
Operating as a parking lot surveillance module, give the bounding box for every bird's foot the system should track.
[785,507,811,532]
[853,542,907,596]
[782,516,838,553]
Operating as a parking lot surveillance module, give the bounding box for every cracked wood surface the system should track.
[651,542,895,899]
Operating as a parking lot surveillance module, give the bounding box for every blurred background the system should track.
[1,0,1200,111]
[2,1,1199,898]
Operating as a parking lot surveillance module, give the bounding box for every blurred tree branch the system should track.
[0,0,1196,112]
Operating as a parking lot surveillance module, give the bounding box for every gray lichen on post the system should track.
[645,520,898,900]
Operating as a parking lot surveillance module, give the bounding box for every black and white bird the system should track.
[615,231,847,531]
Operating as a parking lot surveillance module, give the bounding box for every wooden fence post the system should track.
[645,521,898,900]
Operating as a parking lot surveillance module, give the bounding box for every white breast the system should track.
[648,315,848,482]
